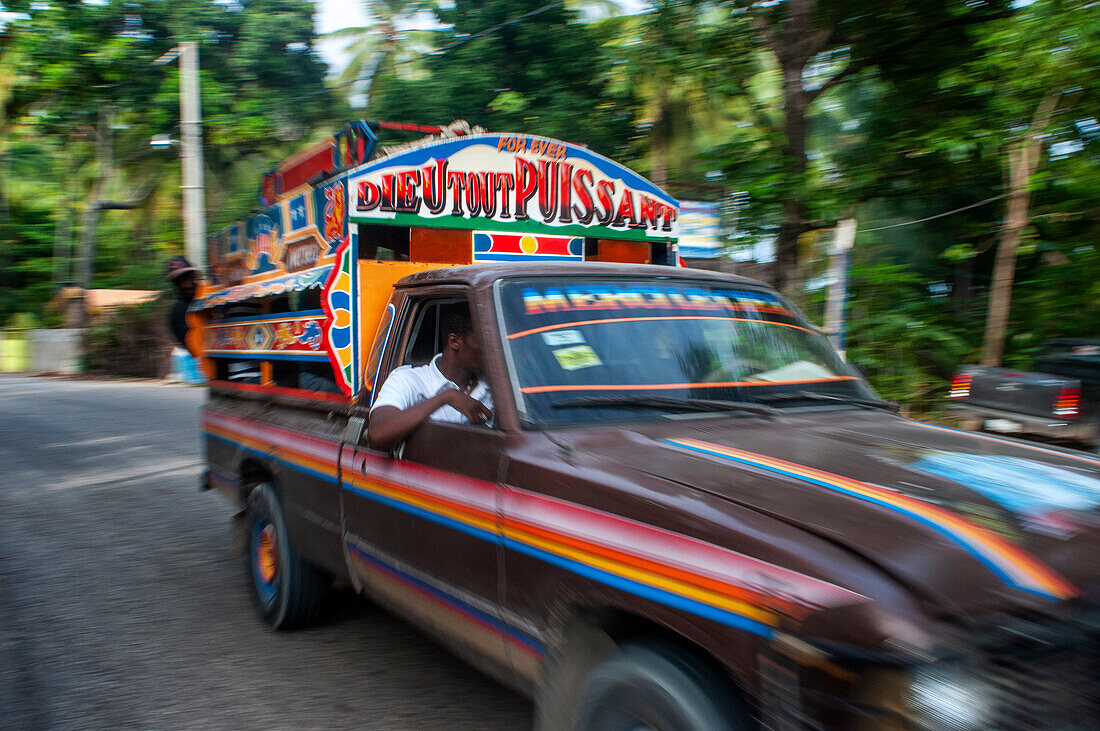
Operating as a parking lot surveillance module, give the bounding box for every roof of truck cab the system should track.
[391,262,771,290]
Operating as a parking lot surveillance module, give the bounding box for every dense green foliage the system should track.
[371,0,636,157]
[2,0,1099,411]
[1,0,345,322]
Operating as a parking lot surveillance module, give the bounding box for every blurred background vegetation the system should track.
[1,0,1098,412]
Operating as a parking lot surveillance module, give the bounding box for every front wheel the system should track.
[245,482,327,629]
[577,642,750,731]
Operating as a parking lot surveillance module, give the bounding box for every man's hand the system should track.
[443,389,493,425]
[369,387,492,451]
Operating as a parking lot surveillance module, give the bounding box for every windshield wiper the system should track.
[749,390,898,412]
[553,395,778,418]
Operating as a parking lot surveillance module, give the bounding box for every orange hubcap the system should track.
[257,524,278,583]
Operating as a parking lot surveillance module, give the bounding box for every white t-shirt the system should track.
[370,354,493,424]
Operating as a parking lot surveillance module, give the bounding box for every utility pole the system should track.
[76,110,112,331]
[824,218,856,358]
[178,41,206,269]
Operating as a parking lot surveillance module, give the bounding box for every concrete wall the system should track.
[30,329,83,375]
[1,329,83,374]
[0,329,83,375]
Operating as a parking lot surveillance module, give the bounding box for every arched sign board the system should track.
[347,134,679,243]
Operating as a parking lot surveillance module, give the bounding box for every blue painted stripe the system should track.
[213,309,325,325]
[472,253,584,262]
[347,543,543,654]
[502,536,773,638]
[205,432,337,485]
[343,481,500,543]
[664,439,1058,600]
[206,351,330,362]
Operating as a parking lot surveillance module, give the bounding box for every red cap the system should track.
[165,256,199,281]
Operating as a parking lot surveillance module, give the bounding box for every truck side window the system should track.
[405,303,444,366]
[368,295,493,451]
[403,299,467,368]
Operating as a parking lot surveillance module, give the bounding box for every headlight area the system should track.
[906,662,998,730]
[758,650,994,730]
[757,633,916,729]
[758,615,1099,730]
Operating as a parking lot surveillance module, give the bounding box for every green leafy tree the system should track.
[324,0,438,111]
[721,0,1012,294]
[601,0,755,186]
[370,0,633,158]
[962,0,1100,366]
[0,0,344,322]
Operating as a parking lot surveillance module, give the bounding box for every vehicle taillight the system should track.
[949,373,972,400]
[1053,386,1080,418]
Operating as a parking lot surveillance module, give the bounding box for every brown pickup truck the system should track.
[202,262,1099,730]
[195,129,1097,729]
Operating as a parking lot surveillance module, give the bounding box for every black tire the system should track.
[245,482,327,630]
[577,642,750,731]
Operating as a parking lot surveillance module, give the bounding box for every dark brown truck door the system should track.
[340,295,512,676]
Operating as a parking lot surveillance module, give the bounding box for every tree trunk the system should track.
[759,0,819,296]
[773,62,810,296]
[980,89,1061,366]
[980,144,1030,366]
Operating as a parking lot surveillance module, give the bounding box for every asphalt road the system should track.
[0,374,533,729]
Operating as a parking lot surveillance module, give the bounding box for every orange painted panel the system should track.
[591,239,650,264]
[410,227,473,264]
[356,260,450,395]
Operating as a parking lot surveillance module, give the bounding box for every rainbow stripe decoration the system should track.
[203,411,865,649]
[473,231,584,262]
[663,438,1079,602]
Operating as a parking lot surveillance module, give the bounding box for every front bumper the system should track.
[767,611,1100,729]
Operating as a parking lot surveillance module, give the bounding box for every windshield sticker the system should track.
[521,285,790,317]
[541,329,586,346]
[552,345,603,371]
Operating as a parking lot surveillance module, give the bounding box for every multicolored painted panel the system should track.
[347,133,679,242]
[204,311,328,361]
[473,231,584,262]
[190,265,332,311]
[322,235,358,396]
[206,177,348,287]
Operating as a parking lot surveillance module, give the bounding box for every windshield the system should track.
[497,277,877,425]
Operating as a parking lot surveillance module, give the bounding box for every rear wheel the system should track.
[577,642,750,731]
[245,482,327,629]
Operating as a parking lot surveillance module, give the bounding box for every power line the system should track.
[858,194,1008,233]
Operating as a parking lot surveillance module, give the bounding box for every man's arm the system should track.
[368,389,491,452]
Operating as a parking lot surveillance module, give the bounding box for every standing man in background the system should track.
[165,256,199,354]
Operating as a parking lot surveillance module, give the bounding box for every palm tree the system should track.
[602,0,754,187]
[325,0,439,109]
